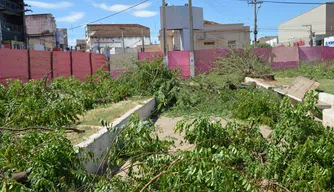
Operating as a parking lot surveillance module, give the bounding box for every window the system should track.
[204,41,215,45]
[228,40,236,49]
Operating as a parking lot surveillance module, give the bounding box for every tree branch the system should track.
[0,127,85,133]
[140,156,182,192]
[272,182,291,192]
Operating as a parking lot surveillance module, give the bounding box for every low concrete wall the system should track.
[76,98,156,174]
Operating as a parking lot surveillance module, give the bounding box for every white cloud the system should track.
[25,1,73,9]
[92,3,129,12]
[92,2,152,12]
[57,12,85,23]
[132,10,157,18]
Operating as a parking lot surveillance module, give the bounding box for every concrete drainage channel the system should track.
[75,98,156,174]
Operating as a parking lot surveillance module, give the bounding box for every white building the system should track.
[85,24,151,54]
[159,4,250,51]
[279,2,334,46]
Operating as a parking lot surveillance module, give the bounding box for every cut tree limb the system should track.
[140,156,182,192]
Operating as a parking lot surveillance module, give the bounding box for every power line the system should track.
[68,0,150,30]
[210,0,253,23]
[204,0,253,24]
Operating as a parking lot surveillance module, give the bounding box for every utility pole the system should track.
[302,24,313,46]
[162,0,168,66]
[188,0,195,77]
[248,0,262,48]
[120,28,125,53]
[141,28,145,52]
[98,36,100,54]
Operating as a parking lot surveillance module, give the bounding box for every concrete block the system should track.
[323,109,334,127]
[319,93,334,107]
[76,98,156,174]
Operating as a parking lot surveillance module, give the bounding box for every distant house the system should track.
[85,24,151,54]
[158,4,250,51]
[258,36,278,47]
[159,20,250,51]
[25,14,68,51]
[76,39,86,52]
[25,14,56,51]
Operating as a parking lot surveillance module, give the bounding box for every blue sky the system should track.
[25,0,328,46]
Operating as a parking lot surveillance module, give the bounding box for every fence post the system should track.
[50,51,54,79]
[89,52,93,75]
[108,56,111,73]
[297,46,301,64]
[27,50,31,80]
[70,51,73,76]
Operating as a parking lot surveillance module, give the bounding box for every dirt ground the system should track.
[117,116,273,177]
[154,116,273,151]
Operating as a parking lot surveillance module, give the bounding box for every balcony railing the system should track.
[1,21,23,33]
[0,0,22,14]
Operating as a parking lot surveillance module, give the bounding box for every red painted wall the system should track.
[72,52,91,81]
[0,49,29,84]
[30,50,52,80]
[53,51,71,78]
[168,51,190,78]
[0,49,107,85]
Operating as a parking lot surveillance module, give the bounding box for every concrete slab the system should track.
[323,109,334,127]
[274,76,320,101]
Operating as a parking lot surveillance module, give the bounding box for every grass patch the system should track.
[67,126,101,145]
[67,97,150,145]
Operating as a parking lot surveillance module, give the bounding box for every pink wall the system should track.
[0,49,107,85]
[0,49,29,84]
[72,52,91,81]
[30,50,52,80]
[92,53,108,73]
[323,47,334,61]
[53,52,71,78]
[299,47,334,63]
[138,52,163,62]
[194,49,217,75]
[168,51,190,78]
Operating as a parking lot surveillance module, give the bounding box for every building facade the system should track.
[56,28,68,50]
[160,20,250,51]
[25,14,56,51]
[279,2,334,46]
[0,0,26,49]
[76,39,86,51]
[85,24,151,54]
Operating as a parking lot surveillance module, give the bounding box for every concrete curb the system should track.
[75,98,156,174]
